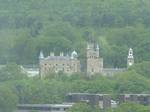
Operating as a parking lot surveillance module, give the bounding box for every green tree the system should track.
[0,86,18,112]
[109,102,150,112]
[129,61,150,78]
[67,103,93,112]
[0,63,27,82]
[114,70,150,93]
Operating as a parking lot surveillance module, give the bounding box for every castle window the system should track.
[70,67,72,70]
[91,68,94,72]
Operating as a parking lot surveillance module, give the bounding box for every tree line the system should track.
[0,61,149,111]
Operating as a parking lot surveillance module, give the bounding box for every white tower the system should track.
[127,48,134,67]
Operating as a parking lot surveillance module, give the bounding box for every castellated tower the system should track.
[127,48,134,67]
[86,42,103,75]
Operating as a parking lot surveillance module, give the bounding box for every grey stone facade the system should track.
[39,42,134,77]
[86,42,103,75]
[39,51,80,78]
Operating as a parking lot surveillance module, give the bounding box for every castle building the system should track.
[39,42,134,77]
[39,51,80,78]
[86,42,103,75]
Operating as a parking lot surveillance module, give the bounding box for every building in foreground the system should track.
[16,103,73,112]
[65,93,150,109]
[16,93,150,112]
[66,93,111,109]
[39,41,134,77]
[118,94,150,106]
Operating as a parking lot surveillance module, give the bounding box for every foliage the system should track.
[67,103,93,112]
[0,0,149,67]
[0,1,149,111]
[129,61,150,78]
[0,62,149,111]
[114,70,150,93]
[0,63,27,82]
[109,102,150,112]
[0,86,18,112]
[2,63,149,104]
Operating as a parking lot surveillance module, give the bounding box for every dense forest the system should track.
[0,0,150,111]
[0,0,149,67]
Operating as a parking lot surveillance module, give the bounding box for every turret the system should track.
[87,42,94,59]
[96,44,100,58]
[127,48,134,67]
[87,42,100,59]
[60,52,64,56]
[39,51,44,59]
[71,50,78,59]
[96,44,99,50]
[87,42,94,50]
[86,41,103,75]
